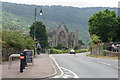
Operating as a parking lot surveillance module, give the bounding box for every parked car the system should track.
[108,43,120,51]
[70,49,76,54]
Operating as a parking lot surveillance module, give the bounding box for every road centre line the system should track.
[106,63,111,66]
[98,61,111,66]
[97,61,120,70]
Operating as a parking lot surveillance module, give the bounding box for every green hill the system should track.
[1,2,118,44]
[2,11,32,31]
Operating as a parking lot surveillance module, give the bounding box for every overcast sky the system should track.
[0,0,120,8]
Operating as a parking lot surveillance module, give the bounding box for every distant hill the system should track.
[1,2,118,44]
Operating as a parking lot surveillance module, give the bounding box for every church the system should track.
[47,24,79,49]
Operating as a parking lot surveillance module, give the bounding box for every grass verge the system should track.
[87,54,118,60]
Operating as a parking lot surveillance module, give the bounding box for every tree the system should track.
[91,34,101,44]
[114,16,120,42]
[88,9,118,42]
[29,21,48,48]
[53,44,68,50]
[78,40,84,46]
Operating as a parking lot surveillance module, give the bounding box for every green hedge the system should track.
[75,49,88,53]
[50,49,63,54]
[62,50,70,53]
[49,49,88,54]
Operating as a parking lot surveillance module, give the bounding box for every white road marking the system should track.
[49,55,64,78]
[61,67,79,78]
[97,61,120,70]
[98,61,111,66]
[117,67,120,69]
[103,63,106,64]
[63,75,70,78]
[106,63,111,66]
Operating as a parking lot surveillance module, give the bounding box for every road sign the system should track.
[24,50,34,64]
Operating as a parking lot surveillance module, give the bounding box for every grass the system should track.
[87,54,118,60]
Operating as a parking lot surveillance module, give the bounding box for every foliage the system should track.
[75,49,88,53]
[2,29,35,49]
[88,9,119,42]
[50,49,63,54]
[74,46,79,50]
[62,50,70,53]
[29,21,48,48]
[2,12,32,31]
[103,50,110,56]
[53,44,68,50]
[91,34,101,44]
[2,29,35,60]
[78,40,84,46]
[114,16,120,42]
[49,48,88,54]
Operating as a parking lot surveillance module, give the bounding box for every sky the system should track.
[0,0,120,8]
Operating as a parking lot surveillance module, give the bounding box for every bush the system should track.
[50,49,63,54]
[53,44,68,50]
[75,49,88,53]
[103,50,110,56]
[2,29,35,60]
[74,46,79,50]
[62,50,70,53]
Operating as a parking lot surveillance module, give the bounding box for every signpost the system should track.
[24,50,34,65]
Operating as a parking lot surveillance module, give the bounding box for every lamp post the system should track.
[34,6,43,40]
[33,6,43,56]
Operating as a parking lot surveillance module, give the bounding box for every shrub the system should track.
[50,49,63,54]
[2,29,35,60]
[103,49,110,56]
[75,49,88,53]
[74,46,79,50]
[53,44,68,50]
[62,50,70,53]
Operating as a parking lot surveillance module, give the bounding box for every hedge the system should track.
[50,49,63,54]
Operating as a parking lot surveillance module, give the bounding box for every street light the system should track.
[33,6,43,40]
[33,6,43,56]
[34,6,43,40]
[34,6,43,22]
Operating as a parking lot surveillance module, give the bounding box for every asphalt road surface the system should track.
[52,52,118,78]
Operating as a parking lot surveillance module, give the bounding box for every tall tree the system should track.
[88,9,118,42]
[29,21,48,48]
[78,40,84,46]
[114,16,120,42]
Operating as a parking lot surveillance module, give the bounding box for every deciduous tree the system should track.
[88,9,118,42]
[29,21,48,48]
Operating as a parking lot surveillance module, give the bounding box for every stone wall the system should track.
[91,43,119,57]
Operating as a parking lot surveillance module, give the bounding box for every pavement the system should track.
[2,54,57,78]
[0,64,2,80]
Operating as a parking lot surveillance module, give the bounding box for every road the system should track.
[51,52,118,78]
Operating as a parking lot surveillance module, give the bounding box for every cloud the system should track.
[0,0,119,7]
